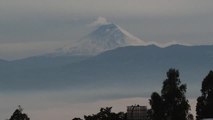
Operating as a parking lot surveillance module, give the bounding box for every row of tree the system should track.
[73,107,126,120]
[148,69,213,120]
[7,69,213,120]
[72,69,213,120]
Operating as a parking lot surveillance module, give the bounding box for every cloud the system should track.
[89,17,110,27]
[144,40,192,48]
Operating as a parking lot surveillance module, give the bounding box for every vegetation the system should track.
[72,107,126,120]
[8,105,30,120]
[147,92,164,120]
[72,118,83,120]
[6,69,213,120]
[196,71,213,120]
[148,69,190,120]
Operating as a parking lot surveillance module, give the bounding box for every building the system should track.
[127,105,147,120]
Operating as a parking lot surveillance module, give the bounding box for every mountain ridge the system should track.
[0,44,212,98]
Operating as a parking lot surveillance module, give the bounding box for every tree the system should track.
[196,70,213,120]
[187,114,194,120]
[161,69,190,120]
[8,105,30,120]
[148,69,190,120]
[72,118,83,120]
[148,92,164,120]
[84,107,126,120]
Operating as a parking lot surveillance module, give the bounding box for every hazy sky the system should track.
[0,1,210,119]
[0,92,196,120]
[1,0,213,59]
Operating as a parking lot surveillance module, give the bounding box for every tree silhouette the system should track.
[8,106,30,120]
[148,92,164,120]
[148,69,190,120]
[196,70,213,120]
[84,107,126,120]
[162,69,190,120]
[72,118,83,120]
[187,114,194,120]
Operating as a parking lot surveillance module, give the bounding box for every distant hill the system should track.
[0,59,8,63]
[0,45,212,97]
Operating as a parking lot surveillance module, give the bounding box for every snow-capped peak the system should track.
[55,23,145,56]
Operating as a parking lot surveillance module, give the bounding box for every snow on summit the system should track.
[56,21,145,56]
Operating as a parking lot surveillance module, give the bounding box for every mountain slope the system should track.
[0,45,212,97]
[11,55,90,69]
[55,23,145,55]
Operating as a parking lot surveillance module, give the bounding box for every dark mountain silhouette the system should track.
[0,45,212,96]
